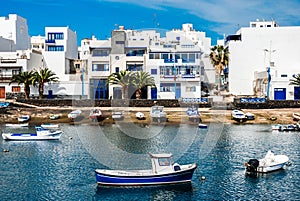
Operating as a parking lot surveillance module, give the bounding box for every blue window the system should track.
[47,32,64,40]
[126,50,145,56]
[47,45,64,51]
[127,64,143,71]
[160,83,174,92]
[151,69,157,75]
[92,64,109,71]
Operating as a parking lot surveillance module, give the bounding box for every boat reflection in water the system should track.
[95,182,194,200]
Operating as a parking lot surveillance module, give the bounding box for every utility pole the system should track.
[264,41,276,98]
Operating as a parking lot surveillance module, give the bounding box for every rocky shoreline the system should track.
[1,105,299,125]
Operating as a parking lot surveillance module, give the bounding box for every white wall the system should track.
[228,25,300,96]
[0,14,30,50]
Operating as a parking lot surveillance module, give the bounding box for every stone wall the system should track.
[14,98,211,108]
[12,98,300,109]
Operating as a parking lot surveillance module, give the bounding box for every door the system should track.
[175,83,181,99]
[274,88,286,100]
[151,87,157,100]
[113,87,122,99]
[0,87,5,99]
[91,79,108,100]
[294,87,300,100]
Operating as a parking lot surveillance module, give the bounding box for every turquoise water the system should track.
[1,123,300,200]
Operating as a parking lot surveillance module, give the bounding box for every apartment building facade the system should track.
[226,19,300,100]
[82,24,214,100]
[31,26,80,98]
[0,14,41,99]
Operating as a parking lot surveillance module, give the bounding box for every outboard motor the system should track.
[245,159,259,173]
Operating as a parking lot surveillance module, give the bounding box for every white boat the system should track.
[50,114,60,120]
[186,106,201,122]
[272,124,282,131]
[2,126,63,141]
[135,112,145,120]
[279,124,297,132]
[68,110,82,119]
[231,110,246,122]
[6,123,29,128]
[292,113,300,121]
[18,115,30,123]
[150,106,167,122]
[41,123,59,129]
[95,153,197,186]
[89,108,102,121]
[198,123,208,129]
[245,112,255,120]
[245,150,290,174]
[112,111,124,120]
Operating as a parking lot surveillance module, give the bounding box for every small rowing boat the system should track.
[95,153,197,186]
[2,126,63,141]
[5,123,29,128]
[18,115,30,123]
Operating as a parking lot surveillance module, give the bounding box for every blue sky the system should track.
[2,0,300,45]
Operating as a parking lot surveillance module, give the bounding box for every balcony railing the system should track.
[164,59,178,63]
[0,75,12,83]
[182,74,196,78]
[45,39,56,43]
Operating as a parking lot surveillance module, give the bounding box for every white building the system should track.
[227,19,300,100]
[0,49,43,99]
[0,14,30,51]
[80,24,214,100]
[147,24,213,100]
[31,27,81,98]
[0,14,42,99]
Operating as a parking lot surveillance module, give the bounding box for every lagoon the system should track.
[1,123,300,200]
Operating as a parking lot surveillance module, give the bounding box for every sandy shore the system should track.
[1,105,299,125]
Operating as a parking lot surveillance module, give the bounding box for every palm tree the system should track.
[209,45,229,95]
[132,71,155,99]
[32,68,59,99]
[9,71,35,99]
[107,70,134,99]
[289,74,300,86]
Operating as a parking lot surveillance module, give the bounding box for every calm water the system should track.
[1,123,300,200]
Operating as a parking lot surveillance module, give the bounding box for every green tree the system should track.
[132,71,155,99]
[209,45,229,95]
[32,68,59,99]
[289,74,300,86]
[9,71,35,99]
[107,70,134,99]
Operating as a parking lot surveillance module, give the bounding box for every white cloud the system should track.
[100,0,300,35]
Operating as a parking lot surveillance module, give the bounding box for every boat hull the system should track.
[18,115,30,123]
[256,163,287,173]
[90,115,102,120]
[136,112,145,120]
[50,115,60,120]
[5,123,29,128]
[95,164,197,186]
[2,132,62,141]
[41,124,59,129]
[198,124,208,129]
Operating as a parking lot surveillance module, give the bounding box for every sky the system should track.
[2,0,300,45]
